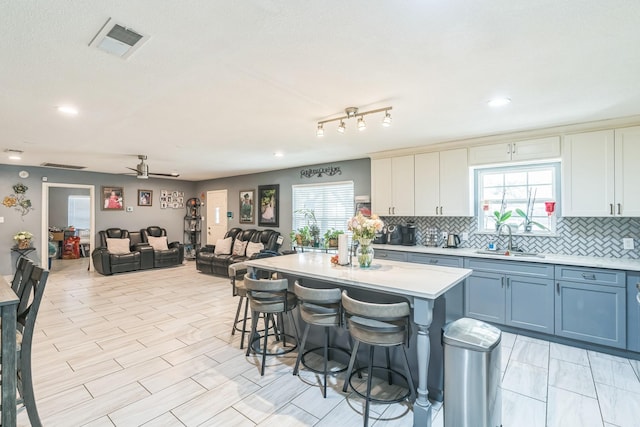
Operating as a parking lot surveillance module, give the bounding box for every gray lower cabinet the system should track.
[555,266,626,349]
[464,258,555,334]
[375,249,407,262]
[628,273,640,352]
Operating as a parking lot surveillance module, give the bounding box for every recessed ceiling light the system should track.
[57,105,79,116]
[274,152,284,157]
[487,97,511,107]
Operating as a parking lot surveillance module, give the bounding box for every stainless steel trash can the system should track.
[443,317,502,427]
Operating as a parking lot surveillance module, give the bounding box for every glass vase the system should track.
[356,238,374,268]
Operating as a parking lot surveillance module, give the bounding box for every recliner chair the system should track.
[92,228,141,275]
[141,226,185,268]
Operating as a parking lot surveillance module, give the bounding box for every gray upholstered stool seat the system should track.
[244,274,299,376]
[341,290,416,427]
[293,281,352,398]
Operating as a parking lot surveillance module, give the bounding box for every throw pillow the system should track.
[214,237,233,255]
[106,238,131,254]
[246,241,264,258]
[147,236,169,251]
[232,239,248,257]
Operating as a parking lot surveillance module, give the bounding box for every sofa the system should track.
[92,227,183,275]
[196,228,281,276]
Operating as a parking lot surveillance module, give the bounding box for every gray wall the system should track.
[49,187,90,229]
[195,158,372,249]
[0,164,197,274]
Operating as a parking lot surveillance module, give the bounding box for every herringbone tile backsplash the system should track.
[382,216,640,259]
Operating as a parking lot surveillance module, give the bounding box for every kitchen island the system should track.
[244,252,472,427]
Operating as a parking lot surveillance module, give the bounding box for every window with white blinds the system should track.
[68,195,90,229]
[292,181,354,237]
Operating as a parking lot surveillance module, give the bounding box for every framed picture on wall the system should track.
[239,190,255,224]
[258,184,279,227]
[102,186,124,210]
[138,189,153,206]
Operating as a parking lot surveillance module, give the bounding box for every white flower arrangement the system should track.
[13,230,33,241]
[348,213,384,241]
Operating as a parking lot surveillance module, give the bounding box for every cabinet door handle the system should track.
[429,259,438,264]
[507,144,512,155]
[435,206,439,215]
[392,207,396,215]
[511,143,516,154]
[610,204,614,215]
[636,282,640,292]
[501,277,505,288]
[379,253,387,258]
[581,273,596,280]
[388,207,391,215]
[440,206,443,215]
[617,203,621,215]
[556,282,560,294]
[506,277,510,288]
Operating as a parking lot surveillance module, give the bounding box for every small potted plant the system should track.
[323,228,344,248]
[296,208,320,247]
[14,230,33,249]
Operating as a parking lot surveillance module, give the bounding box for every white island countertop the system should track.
[373,244,640,272]
[245,252,472,300]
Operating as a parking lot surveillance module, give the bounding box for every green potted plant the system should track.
[296,225,312,246]
[296,208,320,247]
[323,228,344,248]
[492,210,512,230]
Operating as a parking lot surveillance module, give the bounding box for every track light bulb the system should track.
[382,111,392,127]
[357,116,366,131]
[337,121,346,133]
[316,124,324,137]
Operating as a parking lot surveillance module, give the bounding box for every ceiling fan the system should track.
[126,155,179,179]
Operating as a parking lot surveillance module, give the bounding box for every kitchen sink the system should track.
[474,249,545,259]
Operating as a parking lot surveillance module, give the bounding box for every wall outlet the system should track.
[0,216,3,223]
[623,238,635,250]
[461,232,469,241]
[441,231,448,240]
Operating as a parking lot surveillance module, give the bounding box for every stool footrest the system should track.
[249,331,298,356]
[300,346,350,374]
[348,366,413,404]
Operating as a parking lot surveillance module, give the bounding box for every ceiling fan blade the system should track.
[149,172,180,178]
[125,167,138,173]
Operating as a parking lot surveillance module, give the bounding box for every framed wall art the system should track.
[102,186,124,210]
[138,189,153,206]
[239,189,255,224]
[258,184,279,227]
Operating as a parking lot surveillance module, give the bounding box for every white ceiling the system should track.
[1,1,640,181]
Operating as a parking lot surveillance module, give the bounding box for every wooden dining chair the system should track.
[1,265,49,427]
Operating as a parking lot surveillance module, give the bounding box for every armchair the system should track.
[141,226,184,268]
[92,228,141,275]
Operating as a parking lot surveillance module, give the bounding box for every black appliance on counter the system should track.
[373,229,387,244]
[401,224,417,246]
[386,225,403,245]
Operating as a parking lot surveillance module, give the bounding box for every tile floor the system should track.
[9,258,640,426]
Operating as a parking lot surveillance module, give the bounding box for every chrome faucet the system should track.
[497,223,513,251]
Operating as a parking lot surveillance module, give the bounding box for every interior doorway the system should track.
[206,190,228,245]
[41,183,96,272]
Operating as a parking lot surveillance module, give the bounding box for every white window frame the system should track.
[292,181,354,240]
[476,163,559,235]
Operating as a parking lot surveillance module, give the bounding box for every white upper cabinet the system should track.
[415,148,472,217]
[371,155,414,216]
[562,127,640,217]
[468,136,561,165]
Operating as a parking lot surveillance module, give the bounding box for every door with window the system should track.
[206,190,228,245]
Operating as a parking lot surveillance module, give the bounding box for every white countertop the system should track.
[373,244,640,272]
[245,252,472,300]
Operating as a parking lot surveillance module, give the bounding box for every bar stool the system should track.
[341,290,416,427]
[228,262,251,349]
[244,274,299,376]
[293,281,351,398]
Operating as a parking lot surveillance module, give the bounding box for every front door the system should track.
[206,190,228,245]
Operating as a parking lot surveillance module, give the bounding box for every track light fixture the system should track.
[316,106,392,136]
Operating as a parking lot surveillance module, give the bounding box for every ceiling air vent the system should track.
[89,18,149,59]
[41,162,87,170]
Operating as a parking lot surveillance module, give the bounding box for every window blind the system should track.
[292,181,354,236]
